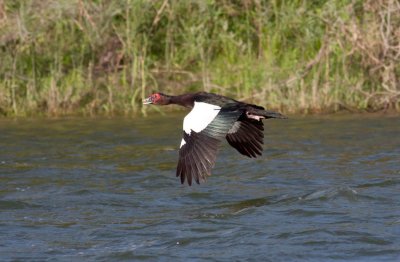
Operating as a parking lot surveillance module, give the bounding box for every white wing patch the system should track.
[180,138,186,148]
[183,102,221,134]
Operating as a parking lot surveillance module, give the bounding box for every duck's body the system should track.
[143,92,286,185]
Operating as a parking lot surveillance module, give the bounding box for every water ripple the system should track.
[1,116,400,261]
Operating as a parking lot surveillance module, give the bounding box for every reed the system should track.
[0,0,399,116]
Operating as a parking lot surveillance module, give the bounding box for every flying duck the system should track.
[143,92,286,185]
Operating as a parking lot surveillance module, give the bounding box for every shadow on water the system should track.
[1,115,400,261]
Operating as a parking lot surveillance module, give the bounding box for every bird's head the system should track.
[143,93,170,105]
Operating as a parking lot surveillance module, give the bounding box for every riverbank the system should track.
[1,0,399,117]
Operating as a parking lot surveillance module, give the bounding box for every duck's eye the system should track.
[153,94,160,101]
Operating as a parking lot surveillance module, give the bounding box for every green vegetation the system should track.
[0,0,399,116]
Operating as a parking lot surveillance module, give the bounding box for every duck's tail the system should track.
[247,107,288,119]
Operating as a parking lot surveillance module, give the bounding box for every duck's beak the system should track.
[142,97,153,105]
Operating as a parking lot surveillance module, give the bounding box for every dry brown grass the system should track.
[0,0,399,116]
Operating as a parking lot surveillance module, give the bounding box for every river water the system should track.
[1,114,399,261]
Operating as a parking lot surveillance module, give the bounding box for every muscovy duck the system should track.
[143,92,286,185]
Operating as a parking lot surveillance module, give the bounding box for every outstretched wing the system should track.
[226,118,264,158]
[177,102,241,185]
[177,131,220,185]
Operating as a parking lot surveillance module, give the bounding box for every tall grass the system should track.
[0,0,399,116]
